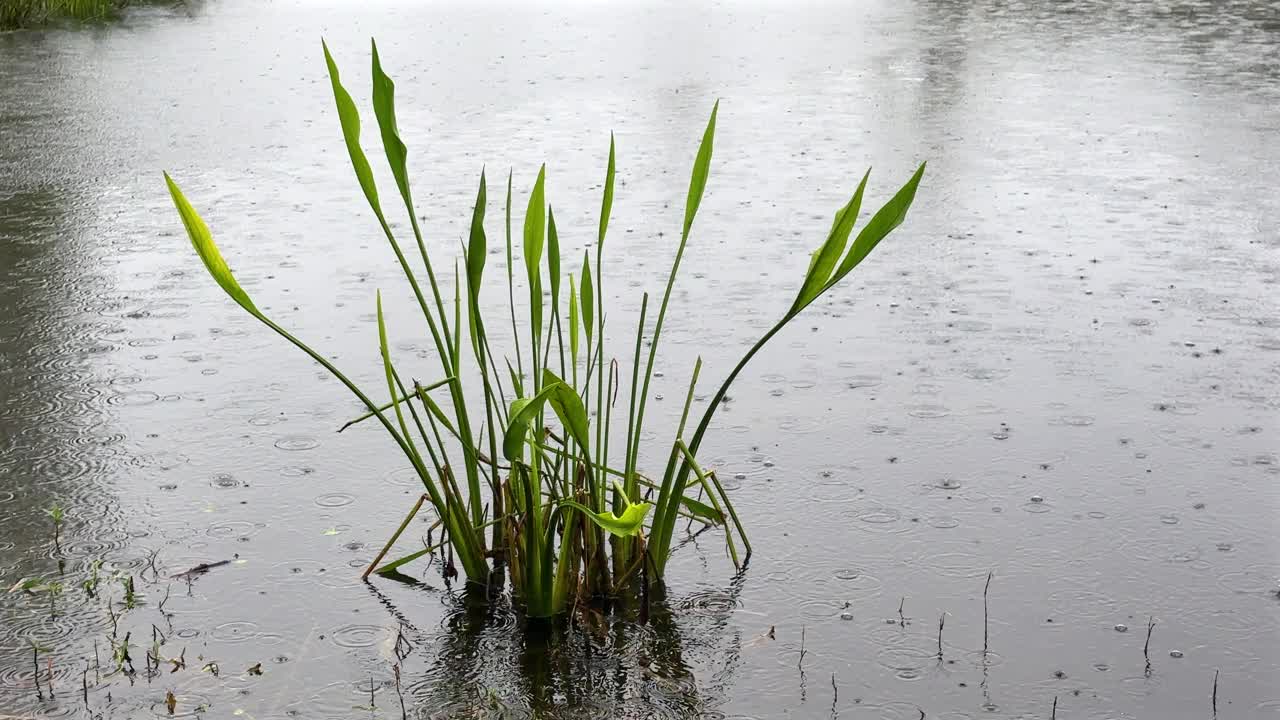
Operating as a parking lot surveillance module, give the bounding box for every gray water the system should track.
[2,0,1278,717]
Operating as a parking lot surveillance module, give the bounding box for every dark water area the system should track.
[1,0,1278,717]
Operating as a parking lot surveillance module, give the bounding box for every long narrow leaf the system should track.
[580,251,594,345]
[790,168,870,314]
[598,133,616,248]
[369,39,411,205]
[322,40,382,216]
[681,100,718,240]
[164,175,259,317]
[828,162,926,287]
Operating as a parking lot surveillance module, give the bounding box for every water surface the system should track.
[1,1,1278,717]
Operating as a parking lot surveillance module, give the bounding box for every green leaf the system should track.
[374,545,432,576]
[568,273,579,363]
[541,369,589,451]
[164,174,260,317]
[790,169,870,315]
[523,165,546,291]
[680,495,724,525]
[828,162,926,288]
[369,39,411,206]
[502,383,560,463]
[322,40,382,217]
[547,207,561,306]
[598,133,615,248]
[681,100,718,240]
[9,577,50,594]
[580,250,594,344]
[524,165,547,337]
[560,486,650,537]
[467,170,487,296]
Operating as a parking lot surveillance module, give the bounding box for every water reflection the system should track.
[367,577,744,719]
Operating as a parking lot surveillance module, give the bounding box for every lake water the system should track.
[1,0,1278,717]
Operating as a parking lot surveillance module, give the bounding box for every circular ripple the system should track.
[927,516,960,529]
[919,551,991,578]
[851,507,908,535]
[210,620,260,643]
[274,435,319,451]
[777,416,822,434]
[280,465,316,478]
[330,624,390,649]
[0,491,14,503]
[830,568,883,599]
[107,391,159,406]
[385,465,423,486]
[207,521,260,539]
[1218,566,1276,593]
[795,597,849,620]
[315,493,356,508]
[62,534,129,556]
[907,404,950,419]
[875,645,936,674]
[964,367,1010,381]
[149,691,214,719]
[675,587,742,616]
[1047,589,1119,619]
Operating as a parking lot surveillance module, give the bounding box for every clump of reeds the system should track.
[0,0,124,28]
[164,40,925,618]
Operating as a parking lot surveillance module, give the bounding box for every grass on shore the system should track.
[1,0,141,29]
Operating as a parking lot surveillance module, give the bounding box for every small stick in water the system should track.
[369,675,376,710]
[82,662,89,705]
[1051,695,1058,719]
[1212,669,1219,716]
[983,571,993,654]
[937,613,946,659]
[1143,616,1155,659]
[899,596,907,627]
[33,645,42,700]
[394,663,407,720]
[798,625,807,669]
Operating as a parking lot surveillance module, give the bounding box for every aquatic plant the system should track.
[165,40,924,617]
[46,503,64,553]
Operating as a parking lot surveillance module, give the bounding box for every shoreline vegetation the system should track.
[0,0,164,29]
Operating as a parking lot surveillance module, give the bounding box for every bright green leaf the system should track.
[598,133,615,248]
[322,40,382,217]
[542,369,589,451]
[369,39,411,206]
[790,168,870,315]
[164,174,261,317]
[681,100,718,240]
[502,383,559,463]
[547,207,561,305]
[828,162,926,287]
[559,498,651,538]
[580,251,594,344]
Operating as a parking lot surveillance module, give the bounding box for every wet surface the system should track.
[2,0,1278,717]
